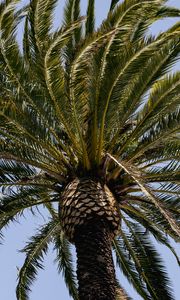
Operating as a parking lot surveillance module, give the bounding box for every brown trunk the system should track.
[61,177,121,299]
[74,216,116,300]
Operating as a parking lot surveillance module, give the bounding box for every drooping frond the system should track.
[0,1,180,299]
[117,221,175,300]
[16,219,60,300]
[54,231,78,300]
[120,204,180,264]
[113,238,151,299]
[123,196,180,242]
[134,72,180,139]
[129,110,180,162]
[0,186,58,238]
[107,154,180,238]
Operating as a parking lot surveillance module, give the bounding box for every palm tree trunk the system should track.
[61,177,120,299]
[74,216,116,300]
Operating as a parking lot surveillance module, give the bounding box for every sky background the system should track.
[0,0,180,299]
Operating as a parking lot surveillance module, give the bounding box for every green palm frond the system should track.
[144,160,180,182]
[67,26,118,167]
[120,206,180,265]
[54,231,78,300]
[1,0,180,299]
[44,18,85,149]
[109,0,120,12]
[85,0,94,36]
[63,0,82,72]
[121,72,180,151]
[63,0,82,38]
[106,35,179,154]
[82,1,180,163]
[157,5,180,18]
[0,186,57,232]
[125,194,179,241]
[0,159,36,182]
[1,10,52,128]
[29,0,58,53]
[0,213,14,242]
[16,219,60,300]
[96,1,169,160]
[107,154,180,237]
[138,140,180,169]
[129,110,180,162]
[113,238,151,299]
[119,221,175,300]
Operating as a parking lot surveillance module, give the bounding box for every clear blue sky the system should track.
[0,1,180,300]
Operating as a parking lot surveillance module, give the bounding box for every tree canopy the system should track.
[0,0,180,299]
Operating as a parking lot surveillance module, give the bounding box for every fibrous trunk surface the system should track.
[74,217,116,300]
[61,178,120,242]
[60,177,121,300]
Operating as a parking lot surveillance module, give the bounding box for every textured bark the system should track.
[61,178,120,243]
[74,216,116,300]
[60,177,121,299]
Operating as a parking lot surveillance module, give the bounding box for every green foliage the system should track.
[114,222,175,300]
[110,0,120,12]
[0,0,180,299]
[85,0,95,36]
[16,219,60,300]
[54,231,78,299]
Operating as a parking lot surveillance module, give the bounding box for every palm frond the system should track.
[157,5,180,18]
[113,238,151,299]
[120,220,175,300]
[138,140,180,169]
[107,154,180,237]
[0,214,14,243]
[85,0,94,36]
[106,34,179,154]
[0,159,36,182]
[0,4,61,143]
[129,110,180,161]
[0,186,56,228]
[120,72,180,152]
[0,1,83,164]
[121,206,180,265]
[144,160,180,182]
[54,231,78,300]
[109,0,119,12]
[0,77,73,166]
[16,219,60,300]
[63,0,82,67]
[0,108,68,168]
[44,18,85,154]
[68,27,117,168]
[96,0,169,161]
[124,196,180,241]
[30,0,58,53]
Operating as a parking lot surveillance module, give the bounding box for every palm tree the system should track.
[0,0,179,299]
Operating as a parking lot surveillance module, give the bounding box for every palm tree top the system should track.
[0,0,180,299]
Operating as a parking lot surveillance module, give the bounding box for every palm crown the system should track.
[0,0,180,299]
